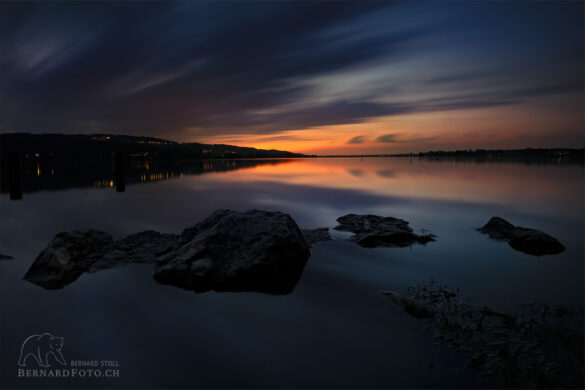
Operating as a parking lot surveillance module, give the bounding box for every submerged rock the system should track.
[25,209,312,294]
[381,290,433,318]
[301,227,332,245]
[24,230,114,289]
[154,209,311,294]
[478,217,565,256]
[334,214,435,248]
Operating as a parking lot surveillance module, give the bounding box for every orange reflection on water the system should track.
[204,158,583,217]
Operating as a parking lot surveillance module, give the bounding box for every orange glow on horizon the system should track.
[192,103,583,155]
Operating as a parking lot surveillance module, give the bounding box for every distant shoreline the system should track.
[1,133,582,162]
[315,148,584,159]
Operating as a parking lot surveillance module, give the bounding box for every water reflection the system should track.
[0,156,582,388]
[206,157,584,219]
[1,155,583,226]
[6,152,23,200]
[0,157,292,200]
[114,150,126,193]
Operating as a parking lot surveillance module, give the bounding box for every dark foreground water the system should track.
[0,157,583,388]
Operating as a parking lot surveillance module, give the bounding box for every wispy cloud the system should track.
[347,135,366,144]
[375,132,438,144]
[108,60,206,96]
[376,134,399,143]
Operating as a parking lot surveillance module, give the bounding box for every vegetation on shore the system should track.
[384,280,584,388]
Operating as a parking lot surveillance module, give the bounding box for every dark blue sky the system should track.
[0,1,583,152]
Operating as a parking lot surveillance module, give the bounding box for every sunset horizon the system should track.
[3,129,583,156]
[1,2,583,154]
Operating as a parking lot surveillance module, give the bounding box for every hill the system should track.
[0,133,307,161]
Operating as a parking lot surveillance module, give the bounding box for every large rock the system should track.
[478,217,565,256]
[153,209,311,294]
[24,230,113,289]
[334,214,435,248]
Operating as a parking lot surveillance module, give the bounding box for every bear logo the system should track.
[18,333,66,367]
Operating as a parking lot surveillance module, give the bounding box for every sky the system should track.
[0,1,583,154]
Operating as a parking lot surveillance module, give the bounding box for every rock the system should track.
[24,230,113,289]
[477,216,516,240]
[334,214,435,248]
[478,217,565,256]
[153,209,311,294]
[509,228,566,256]
[25,230,177,288]
[301,227,332,245]
[0,254,13,260]
[90,230,178,271]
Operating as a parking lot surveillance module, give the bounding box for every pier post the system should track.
[114,150,126,193]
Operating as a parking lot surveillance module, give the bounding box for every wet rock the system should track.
[24,230,113,289]
[301,227,332,245]
[91,230,178,271]
[478,217,565,256]
[154,209,311,294]
[334,214,435,248]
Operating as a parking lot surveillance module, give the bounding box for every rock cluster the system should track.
[25,212,565,293]
[25,210,312,294]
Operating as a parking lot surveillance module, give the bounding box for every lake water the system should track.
[0,157,583,388]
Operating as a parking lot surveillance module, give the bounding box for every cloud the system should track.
[0,1,582,144]
[347,135,366,144]
[375,132,438,145]
[107,61,206,97]
[376,134,399,143]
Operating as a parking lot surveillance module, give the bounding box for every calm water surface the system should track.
[0,157,583,388]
